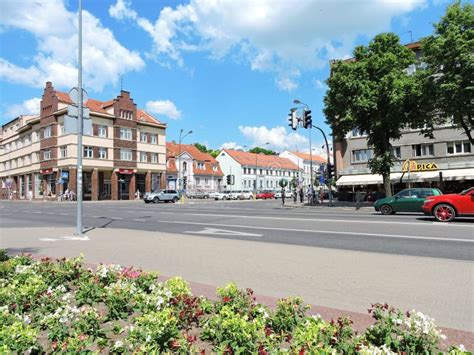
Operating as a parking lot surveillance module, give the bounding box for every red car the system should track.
[421,187,474,222]
[256,191,276,199]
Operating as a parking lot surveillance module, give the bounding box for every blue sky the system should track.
[0,0,451,154]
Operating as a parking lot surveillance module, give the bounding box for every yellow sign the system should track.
[402,160,438,172]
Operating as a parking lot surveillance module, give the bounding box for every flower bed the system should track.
[0,252,469,354]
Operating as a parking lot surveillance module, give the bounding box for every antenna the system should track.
[399,30,413,43]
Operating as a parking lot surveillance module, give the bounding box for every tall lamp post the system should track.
[177,129,193,192]
[252,142,270,192]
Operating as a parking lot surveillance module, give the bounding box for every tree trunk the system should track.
[383,173,392,197]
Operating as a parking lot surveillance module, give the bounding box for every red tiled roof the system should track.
[223,149,300,170]
[290,151,326,164]
[55,91,163,125]
[167,157,178,173]
[166,143,224,176]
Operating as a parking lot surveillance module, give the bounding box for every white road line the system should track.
[155,219,474,243]
[110,217,123,220]
[133,219,147,222]
[60,213,69,216]
[188,213,474,228]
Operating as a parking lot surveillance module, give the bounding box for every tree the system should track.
[194,143,210,153]
[249,147,277,155]
[421,1,474,144]
[324,33,427,197]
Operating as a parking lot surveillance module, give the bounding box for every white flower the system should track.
[23,315,31,324]
[146,335,151,343]
[149,284,156,291]
[114,340,124,349]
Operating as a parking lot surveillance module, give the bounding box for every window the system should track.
[197,162,204,169]
[59,124,65,135]
[17,139,23,149]
[213,165,217,171]
[43,149,51,160]
[98,147,107,159]
[351,129,366,137]
[352,149,372,162]
[32,131,38,142]
[25,134,31,145]
[151,153,158,163]
[140,132,147,143]
[120,149,132,161]
[140,152,148,162]
[412,144,434,157]
[35,152,40,162]
[120,128,132,140]
[392,146,401,159]
[98,125,107,138]
[447,141,471,155]
[84,146,93,158]
[60,146,67,158]
[44,126,51,138]
[150,134,158,144]
[120,110,133,120]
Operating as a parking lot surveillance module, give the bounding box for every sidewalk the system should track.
[2,226,472,349]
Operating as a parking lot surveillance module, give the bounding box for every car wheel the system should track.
[144,200,149,204]
[433,204,456,222]
[153,197,159,204]
[173,197,179,203]
[380,204,393,215]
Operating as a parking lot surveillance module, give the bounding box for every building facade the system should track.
[279,151,326,187]
[0,82,167,200]
[165,143,224,192]
[216,149,301,191]
[334,126,474,194]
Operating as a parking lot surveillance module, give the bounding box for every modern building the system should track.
[334,126,474,194]
[165,142,224,192]
[0,82,167,200]
[279,151,326,187]
[216,149,301,191]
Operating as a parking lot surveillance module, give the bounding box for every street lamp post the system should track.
[311,125,333,206]
[177,129,192,192]
[253,142,270,192]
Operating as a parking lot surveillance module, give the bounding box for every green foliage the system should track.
[278,179,288,188]
[249,147,277,155]
[0,319,42,353]
[0,249,9,262]
[324,33,427,196]
[215,282,256,316]
[267,297,309,336]
[194,143,221,158]
[421,1,474,144]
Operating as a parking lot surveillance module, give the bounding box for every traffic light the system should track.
[302,109,312,129]
[327,164,334,181]
[288,110,298,131]
[183,176,187,190]
[226,175,232,185]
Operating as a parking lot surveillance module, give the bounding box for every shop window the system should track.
[120,128,132,140]
[98,147,107,159]
[352,149,372,162]
[120,149,132,161]
[83,146,93,158]
[412,144,434,157]
[447,141,471,155]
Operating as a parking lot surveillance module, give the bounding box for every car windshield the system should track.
[460,187,474,195]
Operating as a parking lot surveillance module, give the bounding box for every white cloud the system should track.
[238,125,308,151]
[313,79,327,90]
[4,97,41,119]
[109,0,137,20]
[0,0,144,91]
[146,99,182,120]
[110,0,425,89]
[220,142,243,150]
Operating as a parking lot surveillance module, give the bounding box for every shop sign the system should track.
[40,168,53,175]
[402,160,438,172]
[118,168,134,175]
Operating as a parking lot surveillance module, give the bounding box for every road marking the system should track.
[187,213,474,228]
[155,219,474,243]
[110,217,123,220]
[39,235,90,242]
[185,227,262,237]
[60,213,69,216]
[133,219,147,222]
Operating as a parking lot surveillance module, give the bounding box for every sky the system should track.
[0,0,452,155]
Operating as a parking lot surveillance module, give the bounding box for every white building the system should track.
[216,149,301,191]
[166,142,224,192]
[279,151,326,187]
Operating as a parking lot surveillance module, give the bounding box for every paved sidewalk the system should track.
[2,227,473,348]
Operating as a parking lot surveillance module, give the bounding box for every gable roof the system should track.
[55,91,163,125]
[289,151,326,164]
[166,142,224,176]
[223,149,300,170]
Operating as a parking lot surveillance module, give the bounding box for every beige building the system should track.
[0,82,167,200]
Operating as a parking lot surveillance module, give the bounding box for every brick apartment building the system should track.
[0,82,167,200]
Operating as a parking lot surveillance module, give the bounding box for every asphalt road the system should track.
[1,199,473,261]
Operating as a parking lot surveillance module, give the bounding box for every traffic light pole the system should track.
[312,125,333,206]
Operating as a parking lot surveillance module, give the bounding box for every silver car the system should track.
[144,190,181,203]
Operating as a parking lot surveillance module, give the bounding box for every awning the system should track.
[336,174,384,186]
[440,168,474,181]
[401,170,440,182]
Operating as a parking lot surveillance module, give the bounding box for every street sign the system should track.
[319,174,325,185]
[67,105,90,119]
[64,115,93,135]
[69,87,88,105]
[61,171,69,180]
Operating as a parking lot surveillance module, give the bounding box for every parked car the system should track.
[374,188,442,215]
[239,191,254,200]
[256,191,276,199]
[275,190,293,199]
[422,187,474,222]
[144,190,181,203]
[187,190,209,199]
[229,190,243,200]
[208,191,221,199]
[213,190,231,200]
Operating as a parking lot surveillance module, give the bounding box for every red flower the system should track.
[171,340,180,349]
[223,296,231,303]
[51,341,57,350]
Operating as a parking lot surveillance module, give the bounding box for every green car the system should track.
[374,188,442,215]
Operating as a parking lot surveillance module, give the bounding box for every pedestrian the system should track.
[135,189,140,200]
[69,190,76,201]
[281,187,285,205]
[299,188,304,203]
[28,189,33,201]
[355,188,364,210]
[293,188,297,203]
[319,187,324,204]
[64,188,69,202]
